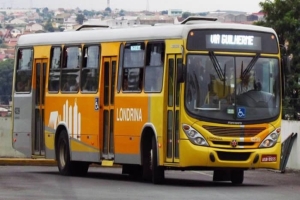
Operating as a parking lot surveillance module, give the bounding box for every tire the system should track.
[151,136,165,184]
[56,130,89,176]
[142,135,165,184]
[213,169,230,182]
[122,164,142,180]
[57,130,72,176]
[142,136,152,182]
[231,170,244,185]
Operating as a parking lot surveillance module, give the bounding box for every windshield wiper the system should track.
[209,51,225,81]
[241,53,260,79]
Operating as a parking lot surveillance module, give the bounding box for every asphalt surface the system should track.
[0,166,299,200]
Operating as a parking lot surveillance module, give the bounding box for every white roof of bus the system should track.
[17,22,277,47]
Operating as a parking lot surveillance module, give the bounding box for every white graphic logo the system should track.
[48,99,82,140]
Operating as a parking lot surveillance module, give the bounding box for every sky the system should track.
[0,0,263,13]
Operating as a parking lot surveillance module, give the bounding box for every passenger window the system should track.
[122,42,145,92]
[144,42,165,93]
[61,46,81,92]
[15,48,33,92]
[81,45,100,92]
[48,47,61,92]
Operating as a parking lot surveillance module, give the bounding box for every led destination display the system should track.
[187,30,278,53]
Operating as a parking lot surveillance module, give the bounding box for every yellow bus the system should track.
[12,17,286,184]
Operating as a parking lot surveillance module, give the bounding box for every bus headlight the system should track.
[182,124,209,146]
[259,128,281,148]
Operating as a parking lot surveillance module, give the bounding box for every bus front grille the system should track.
[216,151,251,161]
[203,126,265,137]
[212,141,255,147]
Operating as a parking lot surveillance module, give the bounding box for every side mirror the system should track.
[280,45,291,74]
[282,55,291,74]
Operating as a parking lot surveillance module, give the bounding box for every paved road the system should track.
[0,166,299,200]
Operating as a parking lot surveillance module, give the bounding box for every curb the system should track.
[0,158,57,166]
[0,158,121,168]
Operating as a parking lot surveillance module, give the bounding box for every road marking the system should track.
[192,171,213,177]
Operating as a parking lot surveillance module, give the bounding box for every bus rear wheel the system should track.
[56,130,89,176]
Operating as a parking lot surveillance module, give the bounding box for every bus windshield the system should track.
[185,54,280,122]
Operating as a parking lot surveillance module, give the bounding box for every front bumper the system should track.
[178,139,281,170]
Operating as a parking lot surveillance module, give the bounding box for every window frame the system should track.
[121,41,146,93]
[48,46,62,94]
[60,45,82,94]
[15,47,34,93]
[80,44,101,94]
[144,41,165,93]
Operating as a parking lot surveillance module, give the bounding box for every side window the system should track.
[122,42,145,92]
[48,47,61,92]
[61,46,81,92]
[144,42,165,93]
[15,48,33,92]
[81,45,100,92]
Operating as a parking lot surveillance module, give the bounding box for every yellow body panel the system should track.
[33,46,51,58]
[114,94,149,154]
[45,131,55,151]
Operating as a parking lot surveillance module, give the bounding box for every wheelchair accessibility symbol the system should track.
[95,97,99,111]
[237,107,246,118]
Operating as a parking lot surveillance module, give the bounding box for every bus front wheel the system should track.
[142,135,165,184]
[151,135,165,184]
[230,170,244,185]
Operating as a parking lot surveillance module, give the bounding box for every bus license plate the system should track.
[261,155,277,162]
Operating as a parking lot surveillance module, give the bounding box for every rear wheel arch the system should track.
[140,124,158,164]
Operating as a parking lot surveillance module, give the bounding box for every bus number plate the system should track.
[261,155,277,162]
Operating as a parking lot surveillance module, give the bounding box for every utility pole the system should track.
[146,0,149,11]
[107,0,110,8]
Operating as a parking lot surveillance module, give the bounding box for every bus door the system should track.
[101,57,117,160]
[33,59,47,156]
[166,54,182,163]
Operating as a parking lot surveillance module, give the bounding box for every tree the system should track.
[161,10,168,15]
[76,14,86,25]
[255,0,300,115]
[58,26,65,32]
[44,19,55,32]
[42,7,49,15]
[0,59,14,104]
[5,24,14,30]
[198,12,208,16]
[182,12,192,19]
[105,7,112,13]
[119,9,126,16]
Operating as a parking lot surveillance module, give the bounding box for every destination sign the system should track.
[187,29,278,53]
[207,34,261,50]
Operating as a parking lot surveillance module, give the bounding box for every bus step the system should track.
[101,160,114,167]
